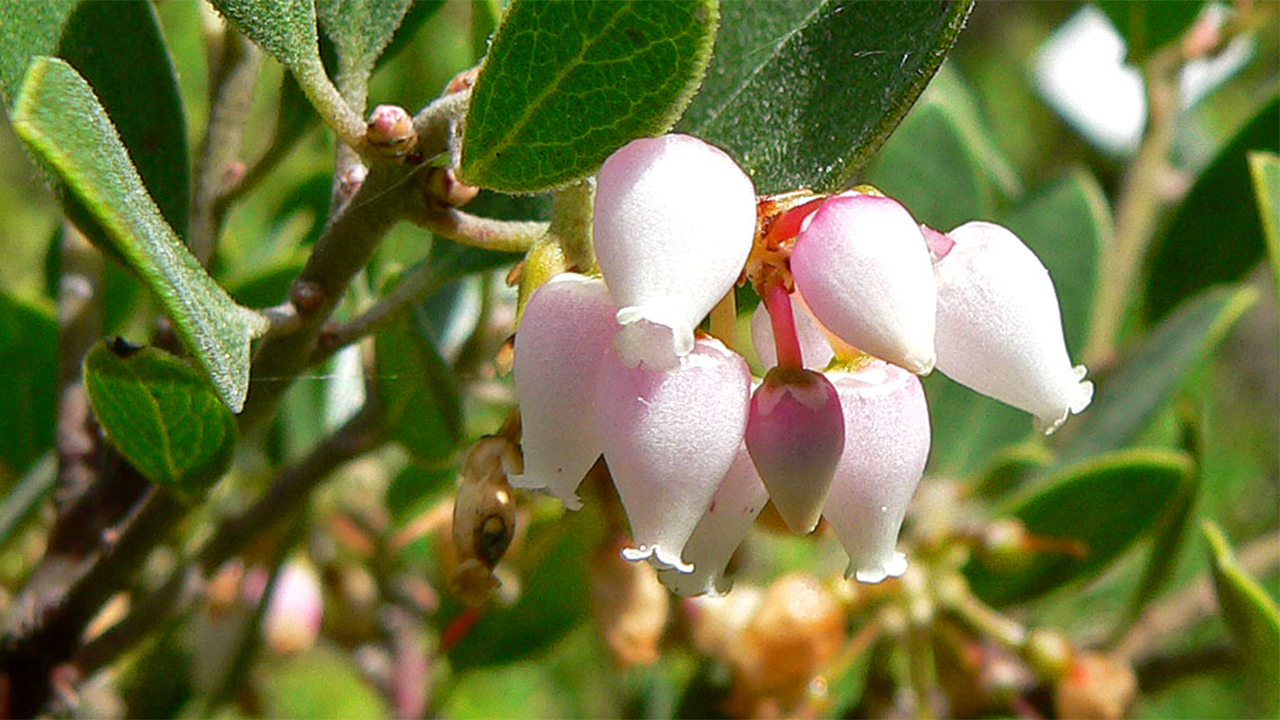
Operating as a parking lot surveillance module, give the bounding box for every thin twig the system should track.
[406,205,547,253]
[188,27,261,265]
[73,405,384,677]
[1084,46,1183,365]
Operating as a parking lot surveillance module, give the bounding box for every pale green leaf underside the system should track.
[1201,519,1280,712]
[316,0,414,77]
[1248,151,1280,302]
[460,0,719,192]
[84,343,237,496]
[11,57,267,412]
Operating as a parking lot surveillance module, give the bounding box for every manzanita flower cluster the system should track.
[512,133,1093,596]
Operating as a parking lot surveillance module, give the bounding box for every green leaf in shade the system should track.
[259,642,390,720]
[316,0,414,79]
[374,320,463,462]
[459,0,718,192]
[471,0,502,61]
[1096,0,1203,65]
[1201,519,1280,714]
[58,0,190,238]
[11,58,268,411]
[922,62,1023,200]
[0,293,57,482]
[923,373,1030,478]
[677,0,973,194]
[0,0,77,106]
[1248,151,1280,301]
[1142,97,1279,323]
[970,443,1054,500]
[864,102,993,232]
[1002,170,1110,355]
[1057,285,1257,466]
[83,342,237,500]
[965,448,1192,606]
[385,462,453,525]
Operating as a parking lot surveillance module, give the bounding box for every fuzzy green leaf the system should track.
[83,342,237,499]
[11,58,268,411]
[1058,285,1256,466]
[459,0,719,192]
[0,294,57,481]
[317,0,415,78]
[210,0,320,75]
[1248,151,1280,302]
[1143,97,1278,323]
[0,0,76,106]
[1202,519,1280,713]
[1003,170,1110,355]
[966,448,1193,606]
[677,0,973,194]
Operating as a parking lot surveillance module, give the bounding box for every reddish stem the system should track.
[764,281,804,370]
[764,196,826,249]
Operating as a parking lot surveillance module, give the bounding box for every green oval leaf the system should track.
[459,0,719,192]
[1201,519,1280,714]
[260,643,390,720]
[1142,96,1279,323]
[677,0,973,194]
[864,101,994,232]
[11,57,269,412]
[0,0,77,107]
[375,319,463,462]
[58,0,190,238]
[1058,284,1257,466]
[965,447,1193,606]
[0,293,57,482]
[923,373,1030,478]
[83,341,237,500]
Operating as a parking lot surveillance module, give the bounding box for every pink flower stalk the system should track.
[791,193,937,375]
[932,221,1093,434]
[750,290,835,370]
[511,273,617,508]
[594,134,757,372]
[822,361,931,583]
[595,337,752,571]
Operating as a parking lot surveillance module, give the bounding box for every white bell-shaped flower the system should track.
[933,221,1093,434]
[750,292,835,370]
[745,367,845,534]
[596,337,751,571]
[790,193,937,374]
[822,361,930,583]
[657,443,768,596]
[594,134,757,372]
[510,273,617,509]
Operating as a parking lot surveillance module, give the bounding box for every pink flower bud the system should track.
[790,194,937,374]
[596,338,751,571]
[745,368,844,534]
[658,443,768,596]
[933,222,1093,434]
[749,292,835,370]
[822,361,930,583]
[511,273,617,508]
[594,134,757,372]
[263,558,324,655]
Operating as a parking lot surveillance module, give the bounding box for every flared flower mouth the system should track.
[509,133,1092,595]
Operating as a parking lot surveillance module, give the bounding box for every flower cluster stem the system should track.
[764,280,805,369]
